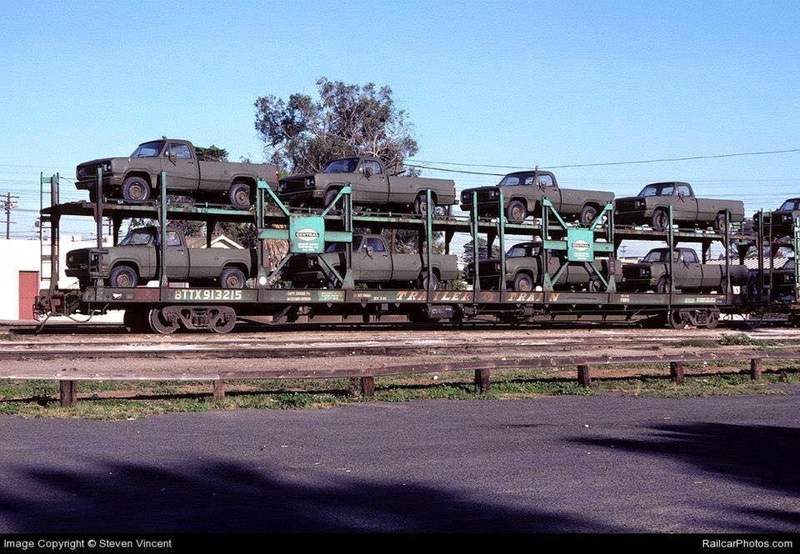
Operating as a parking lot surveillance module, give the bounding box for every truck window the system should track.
[167,143,192,159]
[130,141,165,158]
[507,244,533,258]
[364,238,386,252]
[166,232,182,247]
[676,184,692,197]
[537,174,554,187]
[660,184,674,196]
[643,250,669,263]
[362,160,383,176]
[780,199,800,211]
[680,250,699,263]
[499,174,522,186]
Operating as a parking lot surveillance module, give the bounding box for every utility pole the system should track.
[1,192,19,240]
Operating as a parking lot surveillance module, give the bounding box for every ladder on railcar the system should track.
[39,173,59,292]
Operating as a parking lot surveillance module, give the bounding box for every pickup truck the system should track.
[620,247,749,293]
[752,198,800,237]
[614,182,745,232]
[65,226,256,288]
[277,157,457,215]
[285,234,459,288]
[464,241,618,291]
[460,170,615,224]
[75,139,278,209]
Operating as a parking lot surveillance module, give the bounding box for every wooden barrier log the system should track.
[670,361,685,385]
[349,376,376,397]
[59,380,77,407]
[213,378,225,400]
[577,365,591,387]
[750,358,763,381]
[474,368,491,393]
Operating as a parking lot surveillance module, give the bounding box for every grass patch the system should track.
[718,334,761,346]
[0,367,798,420]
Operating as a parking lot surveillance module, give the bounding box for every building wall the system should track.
[0,240,41,320]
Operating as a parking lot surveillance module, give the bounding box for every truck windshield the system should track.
[780,199,800,211]
[325,238,362,252]
[639,184,660,197]
[324,158,359,173]
[507,244,535,257]
[498,173,534,186]
[131,141,165,158]
[642,250,669,263]
[120,230,154,246]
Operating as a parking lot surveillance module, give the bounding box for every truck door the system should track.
[675,183,698,222]
[359,237,392,281]
[165,142,199,193]
[164,231,190,281]
[360,160,388,205]
[679,249,704,290]
[536,173,562,212]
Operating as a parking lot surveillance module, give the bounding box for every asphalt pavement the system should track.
[1,390,799,533]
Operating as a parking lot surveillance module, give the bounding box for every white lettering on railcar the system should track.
[172,289,244,301]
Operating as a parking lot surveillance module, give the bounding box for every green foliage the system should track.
[194,145,229,162]
[254,77,418,174]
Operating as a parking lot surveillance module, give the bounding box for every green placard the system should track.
[567,228,595,262]
[289,216,325,254]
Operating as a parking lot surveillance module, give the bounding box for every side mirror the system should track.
[363,167,372,178]
[365,246,374,256]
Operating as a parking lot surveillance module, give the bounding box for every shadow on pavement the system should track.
[0,459,611,533]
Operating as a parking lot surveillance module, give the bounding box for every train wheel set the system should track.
[35,170,799,334]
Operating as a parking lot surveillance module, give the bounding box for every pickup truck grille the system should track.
[461,189,494,205]
[615,199,641,212]
[279,178,310,194]
[77,163,101,180]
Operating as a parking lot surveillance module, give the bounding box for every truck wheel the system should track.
[579,204,598,226]
[420,272,439,290]
[121,176,151,202]
[414,194,431,216]
[506,200,527,223]
[108,265,138,288]
[513,272,534,292]
[220,267,246,289]
[324,189,341,213]
[713,212,728,233]
[652,208,669,231]
[656,275,671,294]
[228,182,251,210]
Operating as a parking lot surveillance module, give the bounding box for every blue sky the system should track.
[0,0,798,239]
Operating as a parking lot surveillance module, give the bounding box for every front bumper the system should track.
[613,209,648,225]
[75,174,123,191]
[278,189,325,205]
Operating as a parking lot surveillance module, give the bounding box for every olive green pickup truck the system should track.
[277,157,457,214]
[620,247,749,293]
[465,241,618,291]
[65,226,256,288]
[75,139,278,209]
[614,182,745,232]
[285,234,459,289]
[460,170,614,224]
[752,198,800,237]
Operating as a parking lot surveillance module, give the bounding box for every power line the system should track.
[408,147,800,175]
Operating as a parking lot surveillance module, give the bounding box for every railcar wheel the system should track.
[121,176,151,202]
[228,182,252,210]
[652,208,669,231]
[513,272,534,292]
[668,309,688,329]
[209,308,236,334]
[148,308,180,334]
[506,200,527,224]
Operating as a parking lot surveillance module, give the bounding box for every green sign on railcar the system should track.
[289,216,326,254]
[567,228,595,262]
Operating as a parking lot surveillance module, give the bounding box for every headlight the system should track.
[639,267,650,277]
[102,161,112,173]
[67,255,74,265]
[305,177,315,188]
[635,199,645,209]
[494,262,501,271]
[489,190,499,199]
[278,183,285,192]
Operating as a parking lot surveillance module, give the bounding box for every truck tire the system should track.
[580,204,598,226]
[108,265,138,288]
[713,212,728,233]
[652,208,669,231]
[420,271,439,290]
[121,176,151,203]
[220,267,247,289]
[513,272,534,292]
[506,200,527,223]
[414,194,431,216]
[656,275,671,294]
[324,188,341,213]
[228,182,251,210]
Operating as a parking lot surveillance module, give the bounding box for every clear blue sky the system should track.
[1,0,798,239]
